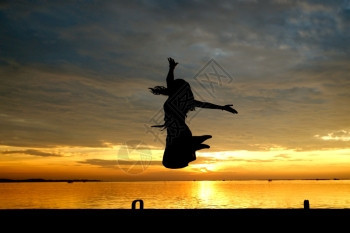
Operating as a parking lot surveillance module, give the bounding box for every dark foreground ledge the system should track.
[1,209,349,226]
[1,201,348,230]
[1,209,349,231]
[2,208,350,216]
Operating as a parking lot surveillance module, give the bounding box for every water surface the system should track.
[0,180,349,209]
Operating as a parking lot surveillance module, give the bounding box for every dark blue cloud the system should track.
[1,1,349,74]
[1,0,349,150]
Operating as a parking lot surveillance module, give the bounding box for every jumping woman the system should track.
[149,57,238,169]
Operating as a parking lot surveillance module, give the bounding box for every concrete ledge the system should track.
[1,209,349,221]
[1,208,349,231]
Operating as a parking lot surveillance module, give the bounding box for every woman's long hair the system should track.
[149,86,169,96]
[149,79,196,126]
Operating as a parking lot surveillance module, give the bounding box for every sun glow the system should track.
[198,181,215,203]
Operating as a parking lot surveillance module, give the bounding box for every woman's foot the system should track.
[194,143,210,151]
[192,135,212,144]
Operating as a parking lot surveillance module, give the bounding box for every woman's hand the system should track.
[222,104,238,114]
[168,57,178,69]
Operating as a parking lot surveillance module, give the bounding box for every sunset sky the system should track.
[1,0,349,181]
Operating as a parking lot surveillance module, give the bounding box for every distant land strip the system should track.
[0,179,101,183]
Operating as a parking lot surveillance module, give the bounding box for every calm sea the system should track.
[0,180,349,209]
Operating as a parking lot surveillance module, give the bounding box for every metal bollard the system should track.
[132,199,144,210]
[304,200,310,210]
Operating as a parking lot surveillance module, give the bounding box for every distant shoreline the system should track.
[0,179,101,183]
[0,178,347,183]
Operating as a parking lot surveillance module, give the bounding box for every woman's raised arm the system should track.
[166,57,178,88]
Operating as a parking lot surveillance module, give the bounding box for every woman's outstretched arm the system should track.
[194,100,238,114]
[166,57,178,88]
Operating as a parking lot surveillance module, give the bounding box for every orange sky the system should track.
[1,144,349,181]
[1,1,350,181]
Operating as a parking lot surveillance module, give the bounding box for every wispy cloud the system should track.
[2,149,62,157]
[274,154,291,159]
[315,130,350,142]
[78,159,118,168]
[78,158,162,168]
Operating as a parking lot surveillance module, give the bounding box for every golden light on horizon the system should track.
[1,144,350,180]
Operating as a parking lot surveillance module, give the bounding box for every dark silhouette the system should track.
[149,57,238,169]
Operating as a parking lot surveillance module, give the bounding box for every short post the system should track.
[304,200,310,210]
[131,199,144,210]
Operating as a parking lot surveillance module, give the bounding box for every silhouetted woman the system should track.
[149,57,238,169]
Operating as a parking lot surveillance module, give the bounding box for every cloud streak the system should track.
[315,130,350,142]
[78,158,162,168]
[2,149,62,157]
